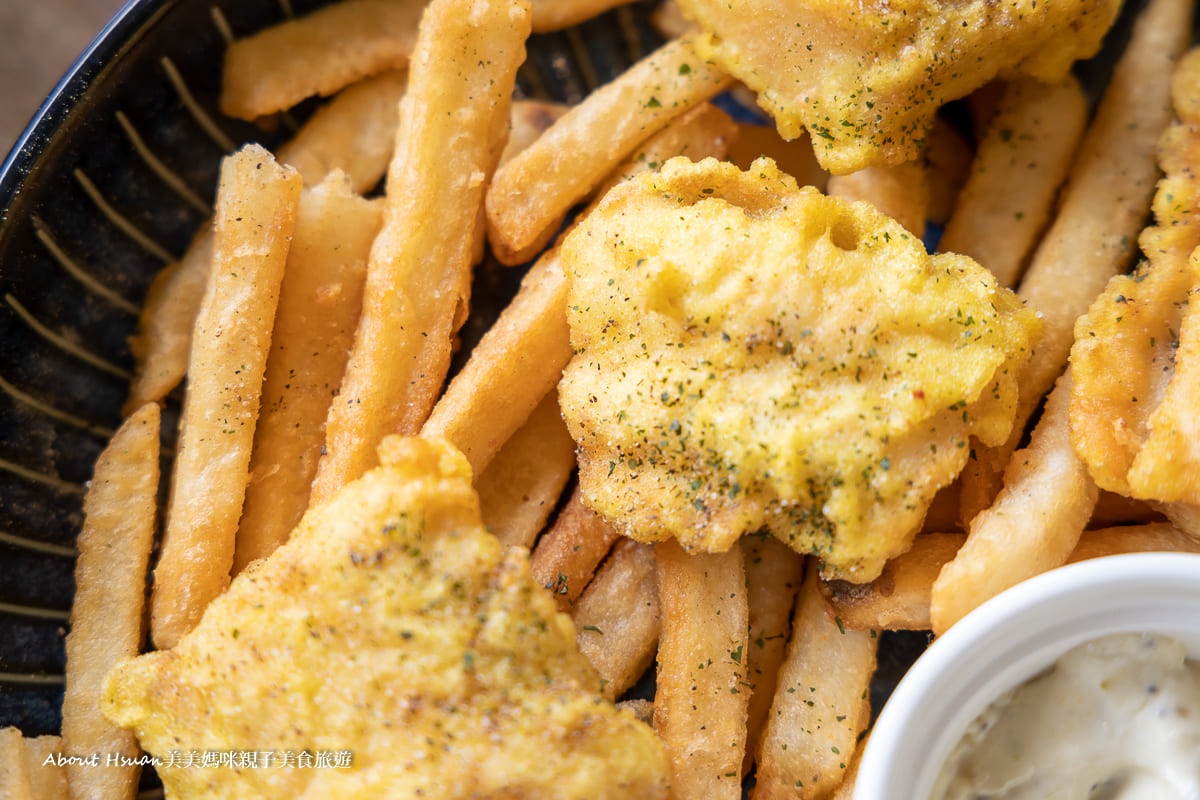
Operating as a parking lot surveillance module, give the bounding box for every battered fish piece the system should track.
[102,437,670,799]
[558,157,1039,581]
[676,0,1120,173]
[1070,48,1200,505]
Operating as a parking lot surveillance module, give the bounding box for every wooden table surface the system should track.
[0,0,127,157]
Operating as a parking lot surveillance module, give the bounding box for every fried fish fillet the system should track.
[676,0,1120,173]
[102,437,670,799]
[1070,48,1200,506]
[558,157,1039,581]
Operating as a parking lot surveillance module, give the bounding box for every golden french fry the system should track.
[1091,491,1164,528]
[742,535,805,773]
[0,727,32,800]
[826,158,929,238]
[123,227,212,415]
[828,731,870,800]
[822,532,965,632]
[965,81,1006,138]
[531,0,636,32]
[590,101,738,201]
[727,124,828,192]
[421,249,571,474]
[1067,522,1200,562]
[500,99,570,166]
[126,68,409,415]
[961,0,1193,520]
[923,116,972,226]
[921,480,963,533]
[424,101,737,475]
[485,36,733,264]
[23,736,67,800]
[234,175,381,573]
[938,76,1088,288]
[0,729,67,800]
[63,403,159,800]
[530,485,623,611]
[825,523,1200,631]
[652,0,696,38]
[572,537,661,700]
[277,69,408,194]
[310,0,530,504]
[151,144,301,649]
[477,389,577,549]
[221,0,424,120]
[754,560,877,800]
[932,372,1098,635]
[654,538,749,800]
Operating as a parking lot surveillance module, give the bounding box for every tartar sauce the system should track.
[932,633,1200,799]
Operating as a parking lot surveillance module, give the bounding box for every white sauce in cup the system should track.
[932,632,1200,799]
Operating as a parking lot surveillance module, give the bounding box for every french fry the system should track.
[421,249,572,474]
[923,116,972,226]
[126,69,408,415]
[530,485,623,611]
[221,0,424,120]
[1066,522,1200,562]
[485,36,733,264]
[0,727,32,800]
[932,372,1099,635]
[1091,490,1164,528]
[63,403,159,800]
[742,535,805,773]
[572,537,661,700]
[500,99,570,166]
[827,731,870,800]
[234,175,381,573]
[652,0,697,38]
[0,729,67,800]
[310,0,531,504]
[826,158,929,238]
[589,101,738,201]
[825,523,1200,631]
[754,560,877,800]
[960,0,1193,521]
[276,69,408,194]
[938,76,1088,288]
[1157,502,1200,540]
[423,102,737,475]
[727,125,828,193]
[920,480,963,533]
[123,228,212,415]
[965,81,1006,139]
[22,736,67,800]
[822,533,965,632]
[531,0,637,32]
[654,539,749,800]
[477,389,577,549]
[150,144,301,649]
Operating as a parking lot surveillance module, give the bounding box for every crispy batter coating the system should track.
[102,437,670,799]
[1070,48,1200,504]
[676,0,1120,173]
[558,157,1039,581]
